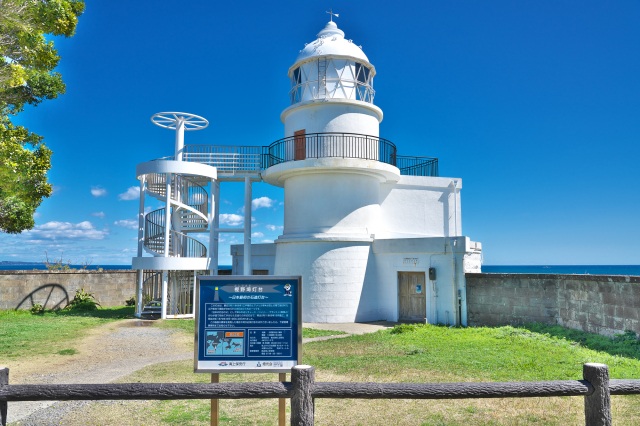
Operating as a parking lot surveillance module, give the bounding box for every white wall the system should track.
[378,176,462,238]
[283,101,381,137]
[231,243,276,275]
[282,171,381,239]
[372,237,472,325]
[274,240,372,323]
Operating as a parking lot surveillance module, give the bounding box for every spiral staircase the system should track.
[132,112,218,319]
[143,172,208,258]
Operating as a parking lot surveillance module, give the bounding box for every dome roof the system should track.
[293,21,370,68]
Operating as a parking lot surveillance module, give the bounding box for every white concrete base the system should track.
[274,240,372,323]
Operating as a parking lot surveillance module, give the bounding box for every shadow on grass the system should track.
[48,306,136,319]
[520,323,640,361]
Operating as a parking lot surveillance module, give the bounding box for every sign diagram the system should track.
[195,276,301,373]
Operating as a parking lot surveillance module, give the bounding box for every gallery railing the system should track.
[262,132,397,168]
[396,155,439,177]
[177,135,439,178]
[262,133,439,177]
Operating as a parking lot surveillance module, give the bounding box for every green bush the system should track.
[29,303,45,315]
[65,288,101,311]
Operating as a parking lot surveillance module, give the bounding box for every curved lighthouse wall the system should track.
[274,240,372,322]
[281,170,381,238]
[283,102,381,137]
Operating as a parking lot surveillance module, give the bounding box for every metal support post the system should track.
[243,177,252,275]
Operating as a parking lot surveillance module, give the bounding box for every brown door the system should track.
[294,129,306,160]
[398,272,427,322]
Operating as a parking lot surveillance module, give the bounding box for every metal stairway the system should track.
[143,172,208,258]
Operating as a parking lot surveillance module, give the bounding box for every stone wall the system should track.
[0,270,137,310]
[466,273,640,337]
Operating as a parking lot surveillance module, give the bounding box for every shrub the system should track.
[29,303,45,315]
[65,288,101,311]
[125,296,136,306]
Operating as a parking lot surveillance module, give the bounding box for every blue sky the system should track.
[1,0,639,266]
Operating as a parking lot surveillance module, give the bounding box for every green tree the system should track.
[0,0,85,233]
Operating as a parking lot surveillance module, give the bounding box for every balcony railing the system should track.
[396,155,439,177]
[263,132,397,167]
[262,133,438,177]
[182,145,262,175]
[176,133,439,177]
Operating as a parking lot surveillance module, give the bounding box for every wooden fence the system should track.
[2,364,640,425]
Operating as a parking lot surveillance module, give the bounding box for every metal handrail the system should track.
[161,135,439,177]
[183,145,262,173]
[263,132,397,167]
[396,155,439,177]
[144,208,206,258]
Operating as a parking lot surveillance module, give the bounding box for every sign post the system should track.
[195,276,302,424]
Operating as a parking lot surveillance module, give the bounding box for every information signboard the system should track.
[195,276,301,373]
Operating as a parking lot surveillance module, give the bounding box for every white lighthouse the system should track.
[262,20,397,322]
[256,19,481,323]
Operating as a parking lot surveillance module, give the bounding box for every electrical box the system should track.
[428,267,436,280]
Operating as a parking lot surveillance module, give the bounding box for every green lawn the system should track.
[0,306,134,359]
[304,323,640,382]
[2,310,639,425]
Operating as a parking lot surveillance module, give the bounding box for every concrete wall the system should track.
[378,176,462,239]
[466,273,640,337]
[0,270,137,310]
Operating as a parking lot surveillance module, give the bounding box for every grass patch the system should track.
[522,323,640,360]
[304,324,640,381]
[0,306,134,359]
[4,313,639,425]
[63,323,640,425]
[57,348,78,355]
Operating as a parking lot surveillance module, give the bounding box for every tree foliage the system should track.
[0,0,84,233]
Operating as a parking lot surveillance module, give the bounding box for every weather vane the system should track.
[326,9,339,22]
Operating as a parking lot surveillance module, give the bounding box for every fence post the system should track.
[1,367,8,426]
[583,363,611,426]
[291,365,315,426]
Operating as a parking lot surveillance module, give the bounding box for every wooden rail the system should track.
[2,364,639,425]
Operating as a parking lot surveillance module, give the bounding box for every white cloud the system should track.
[251,232,264,238]
[220,213,243,226]
[118,186,140,201]
[92,211,105,218]
[266,224,283,232]
[114,219,138,229]
[252,196,275,210]
[91,186,107,197]
[24,221,108,241]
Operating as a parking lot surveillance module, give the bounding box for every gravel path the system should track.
[7,319,192,426]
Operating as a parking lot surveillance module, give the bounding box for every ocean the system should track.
[481,265,640,276]
[1,263,639,275]
[0,263,131,271]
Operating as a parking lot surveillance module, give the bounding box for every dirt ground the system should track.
[6,319,192,425]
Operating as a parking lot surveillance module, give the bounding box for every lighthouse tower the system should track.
[262,20,400,322]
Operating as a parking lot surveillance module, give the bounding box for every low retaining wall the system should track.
[466,273,640,337]
[0,270,137,310]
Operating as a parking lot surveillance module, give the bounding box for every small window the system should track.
[355,62,369,84]
[292,67,301,85]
